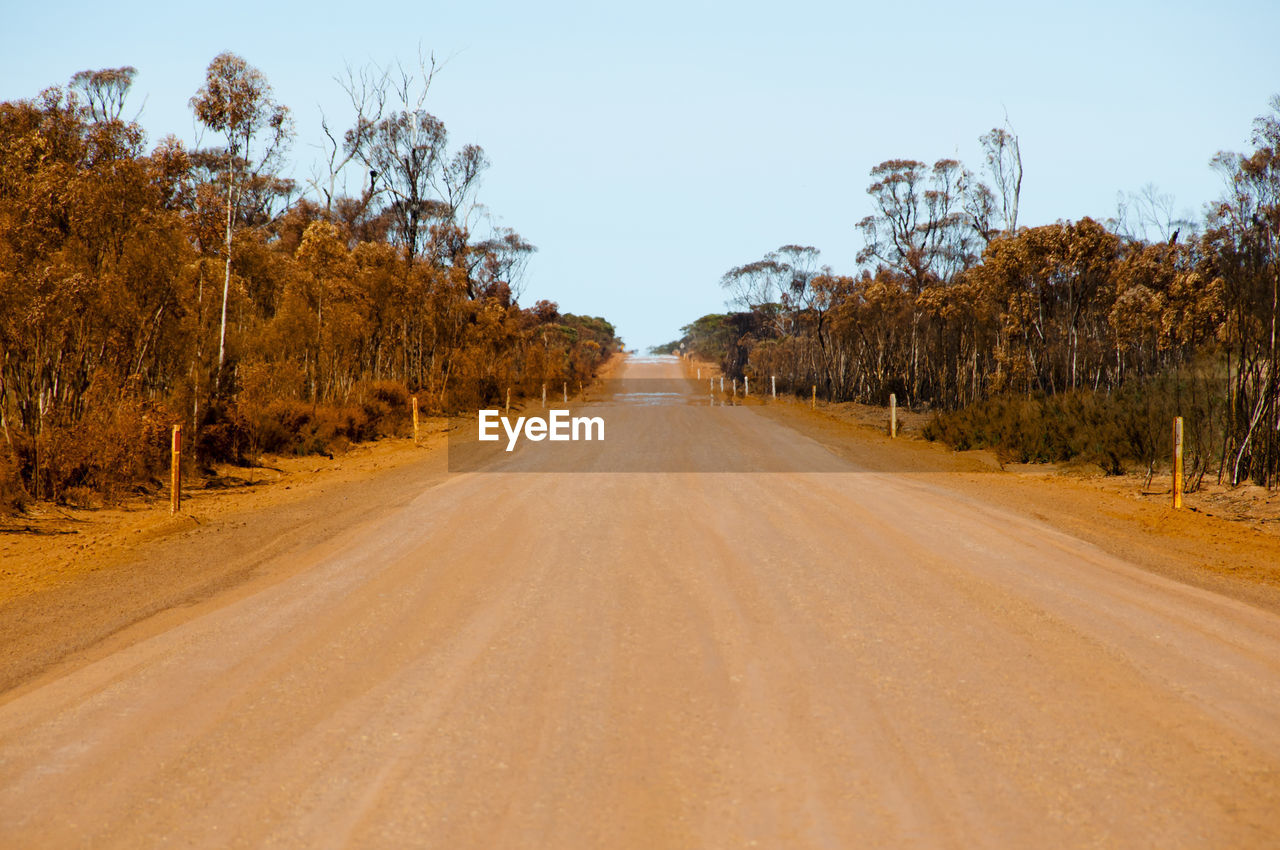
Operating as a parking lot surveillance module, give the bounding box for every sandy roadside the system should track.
[1,426,447,603]
[0,427,452,696]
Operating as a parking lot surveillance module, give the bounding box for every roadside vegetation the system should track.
[663,104,1280,489]
[0,56,619,511]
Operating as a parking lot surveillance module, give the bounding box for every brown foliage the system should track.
[0,60,620,510]
[680,99,1280,485]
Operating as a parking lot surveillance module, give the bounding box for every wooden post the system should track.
[562,382,567,403]
[411,395,420,445]
[1173,416,1184,509]
[170,425,181,515]
[505,386,511,415]
[812,385,816,410]
[771,375,776,400]
[542,384,546,409]
[697,368,701,379]
[709,378,713,395]
[889,393,897,438]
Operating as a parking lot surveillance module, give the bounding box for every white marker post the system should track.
[698,368,701,379]
[720,377,724,392]
[745,376,749,396]
[812,385,816,410]
[771,375,776,400]
[889,393,897,438]
[542,384,546,409]
[563,382,567,403]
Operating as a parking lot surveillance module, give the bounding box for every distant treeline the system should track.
[660,102,1280,487]
[0,55,618,509]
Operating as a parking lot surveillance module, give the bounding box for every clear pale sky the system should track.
[4,0,1278,349]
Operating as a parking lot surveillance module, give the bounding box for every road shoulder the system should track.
[0,430,450,698]
[753,400,1280,615]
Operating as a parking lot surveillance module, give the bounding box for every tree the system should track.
[1205,94,1280,485]
[721,255,790,311]
[1113,183,1194,244]
[344,55,449,265]
[70,66,137,123]
[471,227,537,302]
[856,158,978,291]
[311,62,389,221]
[979,122,1022,236]
[190,52,293,380]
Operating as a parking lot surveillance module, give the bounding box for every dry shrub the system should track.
[192,400,251,465]
[924,358,1226,478]
[15,384,172,505]
[0,453,28,515]
[357,380,412,437]
[246,391,409,459]
[365,380,408,411]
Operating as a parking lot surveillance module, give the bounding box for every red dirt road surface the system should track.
[1,355,1278,847]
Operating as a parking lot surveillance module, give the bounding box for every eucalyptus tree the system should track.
[190,52,293,379]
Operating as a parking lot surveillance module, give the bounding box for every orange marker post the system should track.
[1173,416,1184,509]
[170,425,182,515]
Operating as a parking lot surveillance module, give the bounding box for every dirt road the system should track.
[2,356,1278,847]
